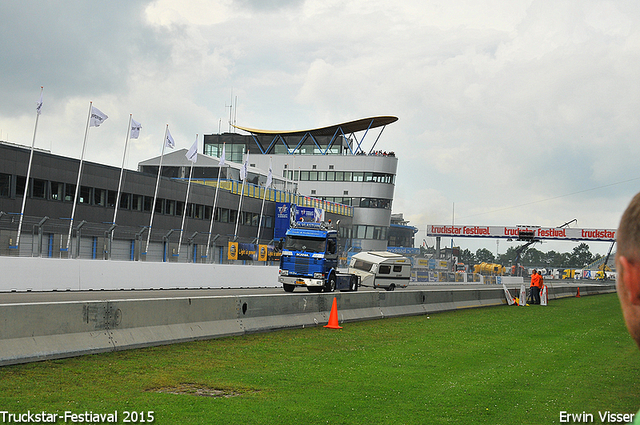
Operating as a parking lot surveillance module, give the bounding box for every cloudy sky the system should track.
[2,0,639,256]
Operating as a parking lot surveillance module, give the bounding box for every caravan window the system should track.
[352,260,374,272]
[379,265,391,274]
[393,265,403,273]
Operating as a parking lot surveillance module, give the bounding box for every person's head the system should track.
[532,269,537,275]
[616,191,640,348]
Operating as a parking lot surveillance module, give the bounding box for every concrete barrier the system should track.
[0,282,616,366]
[0,257,280,292]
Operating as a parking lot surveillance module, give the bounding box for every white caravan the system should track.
[348,251,411,291]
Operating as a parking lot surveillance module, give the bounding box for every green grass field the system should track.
[1,293,639,424]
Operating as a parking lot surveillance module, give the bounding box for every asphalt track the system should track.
[0,280,587,304]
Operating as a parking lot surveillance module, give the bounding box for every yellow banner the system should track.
[258,244,268,262]
[228,242,238,260]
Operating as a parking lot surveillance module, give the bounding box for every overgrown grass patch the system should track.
[1,293,639,424]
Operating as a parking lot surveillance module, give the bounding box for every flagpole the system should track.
[66,101,93,254]
[177,134,197,258]
[234,180,245,240]
[112,114,132,226]
[256,159,272,243]
[234,151,248,240]
[14,86,43,250]
[257,187,267,243]
[205,143,225,262]
[146,125,169,254]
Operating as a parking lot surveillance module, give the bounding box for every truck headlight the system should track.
[313,272,324,279]
[279,269,288,276]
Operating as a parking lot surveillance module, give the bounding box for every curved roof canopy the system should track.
[233,116,398,137]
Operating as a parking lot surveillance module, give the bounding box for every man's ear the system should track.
[619,256,640,305]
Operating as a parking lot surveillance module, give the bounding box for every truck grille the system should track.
[282,256,318,276]
[293,257,311,275]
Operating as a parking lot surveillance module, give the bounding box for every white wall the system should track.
[0,257,280,292]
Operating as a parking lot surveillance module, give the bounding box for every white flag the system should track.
[165,128,175,149]
[240,153,248,181]
[130,119,142,139]
[219,143,226,166]
[36,91,43,115]
[519,284,527,306]
[186,136,198,163]
[89,106,108,127]
[265,159,273,188]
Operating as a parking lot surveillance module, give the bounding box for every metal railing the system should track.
[0,212,276,264]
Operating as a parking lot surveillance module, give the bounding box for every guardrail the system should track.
[0,281,615,366]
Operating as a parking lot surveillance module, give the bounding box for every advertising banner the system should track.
[228,242,280,262]
[426,225,616,242]
[274,202,291,240]
[228,242,238,260]
[274,202,326,241]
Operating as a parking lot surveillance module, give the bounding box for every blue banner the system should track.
[274,202,291,240]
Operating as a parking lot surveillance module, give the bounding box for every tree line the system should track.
[420,242,605,269]
[460,243,601,269]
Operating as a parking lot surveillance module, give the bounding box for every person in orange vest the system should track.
[530,269,542,304]
[615,191,640,424]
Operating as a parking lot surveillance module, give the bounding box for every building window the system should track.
[64,184,75,202]
[79,186,92,204]
[93,188,106,206]
[143,196,153,212]
[32,179,47,199]
[118,193,131,209]
[165,199,175,215]
[0,173,10,198]
[132,194,143,211]
[154,198,164,214]
[107,190,117,207]
[15,176,26,198]
[50,181,63,201]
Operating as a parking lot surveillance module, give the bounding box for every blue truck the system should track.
[278,222,359,293]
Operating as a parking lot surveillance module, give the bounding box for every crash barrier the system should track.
[0,257,280,292]
[0,282,615,366]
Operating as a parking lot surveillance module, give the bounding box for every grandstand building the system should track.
[202,116,399,252]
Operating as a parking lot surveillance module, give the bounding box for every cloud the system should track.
[2,0,639,257]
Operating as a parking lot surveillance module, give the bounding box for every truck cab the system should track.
[279,222,357,293]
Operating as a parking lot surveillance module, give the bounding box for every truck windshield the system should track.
[283,236,326,253]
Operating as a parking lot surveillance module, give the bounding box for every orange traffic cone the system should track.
[324,297,342,329]
[576,287,581,298]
